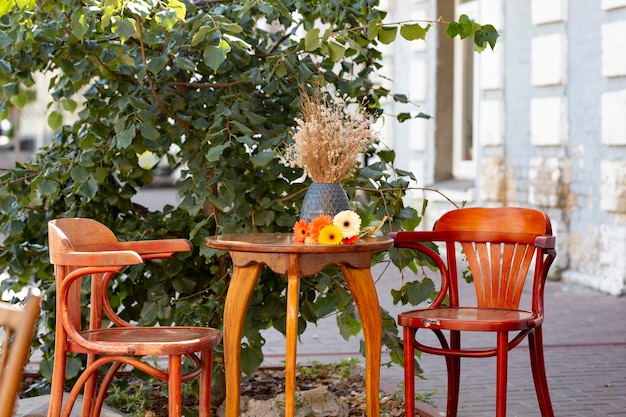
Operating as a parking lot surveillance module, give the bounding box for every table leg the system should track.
[342,265,382,417]
[284,254,301,417]
[224,263,263,417]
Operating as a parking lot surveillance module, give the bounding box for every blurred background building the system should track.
[1,0,624,295]
[382,0,625,295]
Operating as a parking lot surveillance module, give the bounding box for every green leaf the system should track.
[171,276,196,294]
[367,20,379,41]
[446,21,459,39]
[140,301,158,324]
[38,179,58,196]
[377,150,395,164]
[241,344,264,376]
[377,26,397,44]
[328,41,345,62]
[336,309,361,340]
[94,167,109,183]
[70,166,90,183]
[397,112,411,122]
[71,12,88,40]
[114,18,136,42]
[204,39,231,71]
[206,143,230,162]
[47,111,63,130]
[167,0,186,21]
[191,26,214,47]
[77,177,98,198]
[304,28,320,51]
[475,24,499,50]
[400,23,430,41]
[250,151,276,168]
[139,122,161,141]
[116,125,136,149]
[406,278,436,305]
[147,55,168,74]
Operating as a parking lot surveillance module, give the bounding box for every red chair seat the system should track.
[398,307,535,332]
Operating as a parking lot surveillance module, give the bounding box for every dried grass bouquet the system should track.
[284,88,379,183]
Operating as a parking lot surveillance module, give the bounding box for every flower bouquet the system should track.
[284,87,379,224]
[284,88,379,184]
[293,210,388,245]
[294,210,361,245]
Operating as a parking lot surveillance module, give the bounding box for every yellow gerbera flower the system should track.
[317,225,344,245]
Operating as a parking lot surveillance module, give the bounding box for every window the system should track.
[452,0,477,179]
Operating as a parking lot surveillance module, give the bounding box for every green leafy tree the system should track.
[0,0,496,397]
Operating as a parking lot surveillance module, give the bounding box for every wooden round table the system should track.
[205,233,393,417]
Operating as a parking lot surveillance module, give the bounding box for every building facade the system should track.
[383,0,626,295]
[2,0,624,295]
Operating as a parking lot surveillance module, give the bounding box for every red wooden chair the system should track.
[0,288,41,417]
[47,218,221,417]
[391,207,556,417]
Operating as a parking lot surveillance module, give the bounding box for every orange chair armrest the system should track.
[49,250,143,266]
[111,239,193,255]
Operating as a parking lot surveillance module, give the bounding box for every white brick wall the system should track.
[410,60,428,102]
[480,0,503,29]
[600,160,626,212]
[602,21,626,77]
[601,89,626,146]
[529,157,566,207]
[531,97,567,146]
[602,0,626,10]
[479,46,503,90]
[531,0,567,25]
[479,99,502,146]
[531,34,566,86]
[408,117,427,151]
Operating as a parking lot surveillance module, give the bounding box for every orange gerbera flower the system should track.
[293,219,309,243]
[308,215,333,242]
[318,225,343,245]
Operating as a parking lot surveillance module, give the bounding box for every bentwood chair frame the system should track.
[391,207,556,417]
[47,218,221,417]
[0,288,42,417]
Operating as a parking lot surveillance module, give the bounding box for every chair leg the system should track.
[199,349,213,417]
[169,355,183,417]
[93,362,123,417]
[403,326,416,417]
[81,353,98,417]
[446,330,461,417]
[47,342,67,417]
[529,327,554,417]
[495,332,508,417]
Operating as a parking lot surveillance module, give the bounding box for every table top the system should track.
[205,232,393,254]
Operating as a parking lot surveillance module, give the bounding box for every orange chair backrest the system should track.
[433,207,553,310]
[48,219,124,332]
[48,218,118,263]
[0,289,41,417]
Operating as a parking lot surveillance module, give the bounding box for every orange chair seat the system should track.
[68,327,220,356]
[398,307,535,332]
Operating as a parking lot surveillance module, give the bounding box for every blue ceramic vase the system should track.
[300,183,351,222]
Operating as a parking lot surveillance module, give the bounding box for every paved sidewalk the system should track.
[261,263,626,417]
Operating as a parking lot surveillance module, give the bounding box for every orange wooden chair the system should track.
[47,218,221,417]
[391,207,556,417]
[0,288,41,417]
